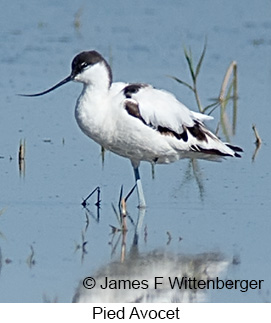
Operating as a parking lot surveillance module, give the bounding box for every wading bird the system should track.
[21,50,242,208]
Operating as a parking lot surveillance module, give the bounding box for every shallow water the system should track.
[0,0,270,302]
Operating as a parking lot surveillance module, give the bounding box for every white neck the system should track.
[74,61,112,93]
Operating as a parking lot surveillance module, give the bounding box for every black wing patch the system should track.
[191,145,242,158]
[125,100,146,125]
[187,121,208,142]
[191,145,232,157]
[123,83,148,99]
[225,144,243,157]
[156,126,188,142]
[225,144,243,153]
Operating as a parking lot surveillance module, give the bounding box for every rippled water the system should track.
[0,0,270,302]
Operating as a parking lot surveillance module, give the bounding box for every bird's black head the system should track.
[71,51,112,85]
[71,51,104,75]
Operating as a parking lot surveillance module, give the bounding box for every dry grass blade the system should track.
[232,63,238,134]
[18,139,26,161]
[26,245,36,268]
[252,124,262,162]
[18,139,26,177]
[252,124,262,146]
[166,231,172,245]
[218,61,238,138]
[219,61,237,100]
[220,108,231,143]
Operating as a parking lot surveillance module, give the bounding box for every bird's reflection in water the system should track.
[73,208,231,303]
[73,249,230,303]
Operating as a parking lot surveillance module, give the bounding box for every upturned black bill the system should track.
[19,75,73,97]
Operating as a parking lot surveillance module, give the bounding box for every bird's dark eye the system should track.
[81,62,88,68]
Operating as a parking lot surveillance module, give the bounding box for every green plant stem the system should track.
[193,81,203,113]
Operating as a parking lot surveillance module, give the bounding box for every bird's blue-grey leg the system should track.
[133,166,146,208]
[133,207,146,246]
